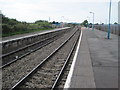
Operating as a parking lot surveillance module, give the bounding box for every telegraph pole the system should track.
[90,12,95,31]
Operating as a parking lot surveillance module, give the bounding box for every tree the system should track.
[81,20,88,27]
[2,15,9,24]
[8,19,19,25]
[114,22,118,24]
[89,23,92,28]
[2,13,53,37]
[95,23,99,25]
[102,23,104,25]
[35,20,48,24]
[52,21,56,24]
[2,24,12,34]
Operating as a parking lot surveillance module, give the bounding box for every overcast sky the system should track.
[0,0,119,24]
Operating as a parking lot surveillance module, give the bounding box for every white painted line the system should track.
[64,29,83,89]
[1,27,70,43]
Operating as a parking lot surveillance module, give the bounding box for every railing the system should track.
[94,24,120,36]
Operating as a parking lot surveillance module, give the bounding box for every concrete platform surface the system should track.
[65,28,118,89]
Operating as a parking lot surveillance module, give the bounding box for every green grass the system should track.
[2,28,54,37]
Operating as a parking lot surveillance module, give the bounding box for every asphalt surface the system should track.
[87,28,118,88]
[66,27,118,88]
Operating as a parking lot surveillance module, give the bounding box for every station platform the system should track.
[64,28,118,89]
[2,27,70,42]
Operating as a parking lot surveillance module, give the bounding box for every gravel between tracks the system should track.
[2,28,77,89]
[56,42,78,88]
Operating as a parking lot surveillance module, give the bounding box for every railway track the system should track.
[53,39,78,89]
[1,29,70,68]
[11,28,80,89]
[2,27,81,89]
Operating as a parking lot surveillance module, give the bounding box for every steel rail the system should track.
[51,29,80,90]
[10,29,78,90]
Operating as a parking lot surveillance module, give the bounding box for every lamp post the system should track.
[61,16,64,22]
[49,17,50,22]
[108,0,111,39]
[61,16,64,28]
[118,1,120,24]
[90,12,94,31]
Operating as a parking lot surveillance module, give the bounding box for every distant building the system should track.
[118,1,120,24]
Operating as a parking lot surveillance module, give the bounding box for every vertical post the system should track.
[92,13,94,31]
[90,12,94,31]
[108,0,111,39]
[118,1,120,36]
[0,10,2,90]
[61,16,64,28]
[87,16,90,29]
[49,17,50,22]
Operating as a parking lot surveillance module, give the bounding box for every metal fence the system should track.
[94,24,120,36]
